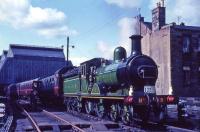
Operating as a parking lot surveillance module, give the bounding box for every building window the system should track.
[183,66,191,86]
[183,36,190,53]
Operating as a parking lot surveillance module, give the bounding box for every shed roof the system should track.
[8,44,65,58]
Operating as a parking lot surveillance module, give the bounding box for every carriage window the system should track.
[183,36,190,53]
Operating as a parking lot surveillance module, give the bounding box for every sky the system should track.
[0,0,200,66]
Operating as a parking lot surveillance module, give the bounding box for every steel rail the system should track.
[147,121,197,132]
[42,110,85,132]
[165,125,198,132]
[23,109,41,132]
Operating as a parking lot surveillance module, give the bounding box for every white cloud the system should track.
[0,0,77,38]
[24,6,66,29]
[37,26,78,39]
[71,56,89,66]
[170,0,200,26]
[96,41,114,59]
[96,17,139,59]
[0,0,29,27]
[105,0,143,8]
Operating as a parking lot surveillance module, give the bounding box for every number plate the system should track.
[144,86,156,93]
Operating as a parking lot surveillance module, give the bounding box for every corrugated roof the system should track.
[10,44,63,51]
[9,44,65,58]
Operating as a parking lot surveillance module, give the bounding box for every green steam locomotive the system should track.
[62,35,178,123]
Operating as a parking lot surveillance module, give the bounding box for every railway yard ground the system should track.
[15,111,134,131]
[0,97,199,132]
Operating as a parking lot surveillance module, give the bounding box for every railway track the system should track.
[14,102,198,132]
[42,110,85,132]
[17,108,86,132]
[16,108,137,131]
[141,121,198,132]
[165,125,197,132]
[66,109,199,132]
[15,109,198,131]
[22,109,41,132]
[66,110,137,131]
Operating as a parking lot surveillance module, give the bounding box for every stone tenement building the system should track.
[139,2,200,96]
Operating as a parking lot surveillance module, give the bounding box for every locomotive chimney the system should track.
[129,35,143,55]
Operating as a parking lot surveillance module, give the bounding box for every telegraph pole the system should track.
[67,36,69,64]
[66,36,74,65]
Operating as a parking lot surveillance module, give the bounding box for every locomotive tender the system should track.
[7,35,179,124]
